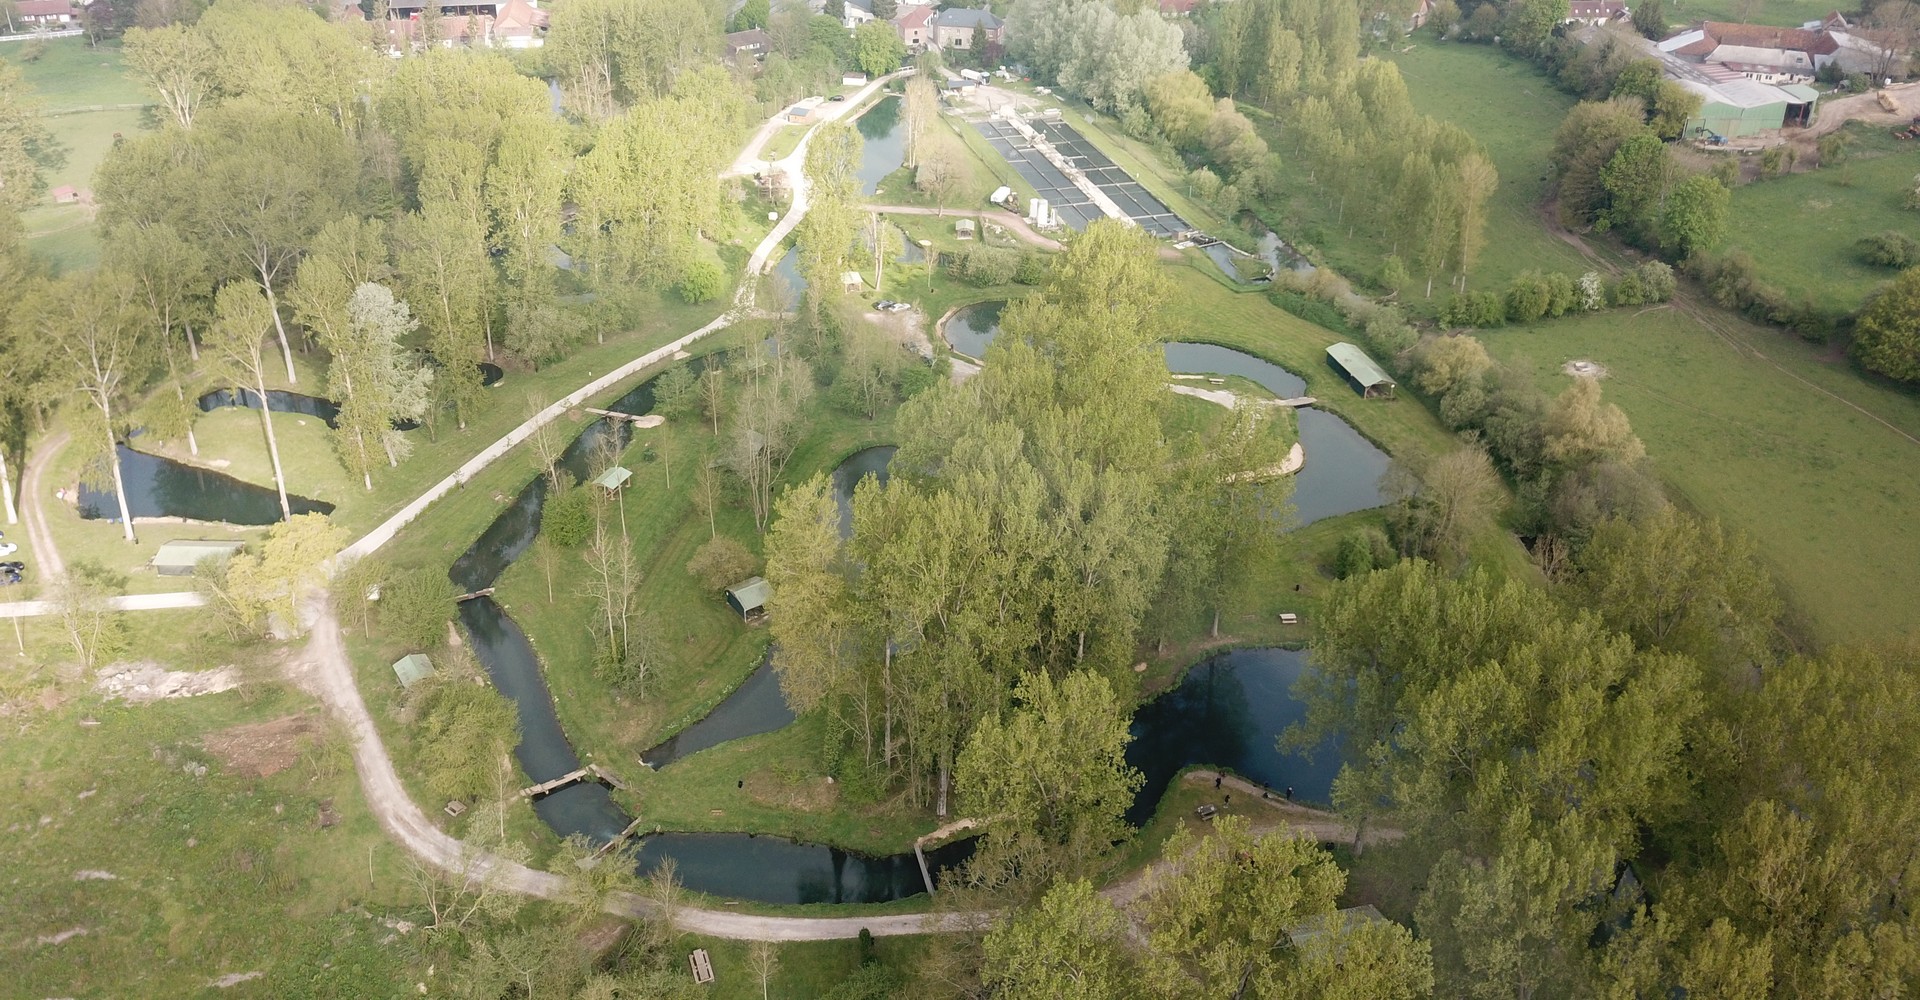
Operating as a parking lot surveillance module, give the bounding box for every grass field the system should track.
[4,38,155,273]
[1724,123,1920,317]
[3,614,428,997]
[1336,40,1920,646]
[1661,0,1838,27]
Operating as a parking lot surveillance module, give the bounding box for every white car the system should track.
[0,543,19,557]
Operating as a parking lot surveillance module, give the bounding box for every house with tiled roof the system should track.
[893,5,934,48]
[1660,20,1841,83]
[932,7,1003,51]
[14,0,78,24]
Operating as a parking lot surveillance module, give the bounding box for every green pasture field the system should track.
[1479,305,1920,644]
[1724,122,1920,317]
[0,37,149,110]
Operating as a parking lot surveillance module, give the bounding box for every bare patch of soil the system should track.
[743,767,839,813]
[1563,359,1609,379]
[202,714,318,778]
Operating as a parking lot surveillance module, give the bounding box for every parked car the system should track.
[873,300,910,313]
[828,94,846,102]
[0,543,18,557]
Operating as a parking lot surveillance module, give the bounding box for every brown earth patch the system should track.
[202,714,318,778]
[743,767,839,813]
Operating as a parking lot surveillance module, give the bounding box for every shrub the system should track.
[541,476,596,547]
[899,360,941,398]
[1506,271,1553,322]
[1364,311,1419,356]
[1334,527,1394,579]
[1441,291,1506,327]
[379,568,460,649]
[1379,254,1410,290]
[686,536,759,591]
[676,257,726,303]
[948,245,1019,286]
[1013,250,1048,285]
[1269,290,1350,332]
[1859,231,1920,269]
[1634,260,1676,302]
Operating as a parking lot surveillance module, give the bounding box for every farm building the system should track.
[1587,26,1819,136]
[50,186,80,204]
[1326,343,1396,398]
[15,0,77,24]
[150,539,246,577]
[726,577,772,621]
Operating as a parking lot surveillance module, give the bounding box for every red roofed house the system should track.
[51,185,79,204]
[1159,0,1198,16]
[1659,20,1841,84]
[15,0,79,24]
[892,5,934,50]
[1566,0,1629,25]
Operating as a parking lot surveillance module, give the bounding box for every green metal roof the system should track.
[1779,84,1820,103]
[1326,342,1394,387]
[726,576,773,613]
[150,539,246,570]
[591,466,633,490]
[392,653,435,689]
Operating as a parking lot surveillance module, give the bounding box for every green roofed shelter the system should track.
[392,653,435,689]
[150,539,247,576]
[1326,342,1396,398]
[726,576,772,621]
[591,466,633,492]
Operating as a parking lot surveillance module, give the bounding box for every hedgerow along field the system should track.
[1381,40,1920,645]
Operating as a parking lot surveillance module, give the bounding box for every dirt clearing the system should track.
[95,662,240,703]
[201,714,319,778]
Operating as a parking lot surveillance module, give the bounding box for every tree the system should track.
[215,513,346,635]
[1392,446,1505,565]
[582,513,657,693]
[107,222,209,457]
[1142,70,1214,149]
[798,122,864,317]
[729,0,770,30]
[199,107,358,384]
[748,939,780,1000]
[956,670,1143,881]
[416,677,520,802]
[913,127,973,216]
[394,205,489,427]
[1133,817,1346,995]
[0,62,55,211]
[1502,0,1565,53]
[1540,377,1645,467]
[1599,132,1669,242]
[487,116,569,311]
[980,879,1138,999]
[1659,174,1729,259]
[335,282,433,486]
[1850,265,1920,382]
[1550,98,1653,226]
[207,285,294,521]
[52,564,128,673]
[854,20,905,77]
[1633,0,1666,36]
[122,24,215,128]
[543,0,722,107]
[686,535,758,591]
[653,364,698,419]
[1571,507,1779,669]
[1414,335,1493,396]
[728,350,814,531]
[47,274,146,542]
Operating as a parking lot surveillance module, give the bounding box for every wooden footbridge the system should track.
[518,763,632,800]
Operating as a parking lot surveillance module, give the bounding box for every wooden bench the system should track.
[690,948,715,984]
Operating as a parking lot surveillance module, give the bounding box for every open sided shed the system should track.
[1326,342,1396,398]
[725,577,772,621]
[592,466,633,492]
[150,539,247,576]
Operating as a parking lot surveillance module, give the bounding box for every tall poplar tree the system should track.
[208,285,294,521]
[331,284,434,490]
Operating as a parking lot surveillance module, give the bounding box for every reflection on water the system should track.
[198,387,341,426]
[942,300,1004,359]
[855,96,905,196]
[1163,342,1307,398]
[1125,647,1342,825]
[78,443,334,525]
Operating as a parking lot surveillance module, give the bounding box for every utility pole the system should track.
[872,211,884,296]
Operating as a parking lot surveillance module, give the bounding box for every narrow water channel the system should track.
[447,356,979,904]
[78,442,334,525]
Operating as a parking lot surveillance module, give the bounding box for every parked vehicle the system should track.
[873,300,910,313]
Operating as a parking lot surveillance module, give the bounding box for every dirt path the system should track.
[290,598,966,940]
[864,203,1066,251]
[20,430,67,579]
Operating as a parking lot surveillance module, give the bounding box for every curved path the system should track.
[19,429,67,579]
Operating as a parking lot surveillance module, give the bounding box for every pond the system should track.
[78,442,334,525]
[941,300,1004,360]
[1124,646,1342,825]
[855,95,906,197]
[771,246,806,301]
[198,387,341,426]
[640,656,795,768]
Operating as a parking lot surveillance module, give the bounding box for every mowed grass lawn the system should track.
[1481,306,1920,643]
[0,37,149,110]
[1724,123,1920,317]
